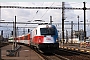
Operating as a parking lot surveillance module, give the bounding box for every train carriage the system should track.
[13,24,59,52]
[8,37,14,43]
[17,34,30,45]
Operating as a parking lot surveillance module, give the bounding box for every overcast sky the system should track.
[1,2,90,37]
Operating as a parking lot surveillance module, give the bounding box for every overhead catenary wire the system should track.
[40,2,55,19]
[1,2,90,36]
[40,2,83,22]
[30,2,44,22]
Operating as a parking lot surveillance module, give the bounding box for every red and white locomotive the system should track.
[14,24,59,52]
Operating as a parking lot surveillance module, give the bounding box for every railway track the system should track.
[54,48,90,60]
[31,46,70,60]
[43,53,70,60]
[17,44,90,60]
[23,45,90,60]
[1,42,9,47]
[62,49,90,58]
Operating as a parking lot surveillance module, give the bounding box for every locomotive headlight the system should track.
[37,36,44,43]
[38,38,42,43]
[56,37,59,42]
[46,25,49,28]
[56,39,59,42]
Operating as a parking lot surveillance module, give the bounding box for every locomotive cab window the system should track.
[40,28,55,35]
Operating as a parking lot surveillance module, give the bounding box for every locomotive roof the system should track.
[37,24,55,28]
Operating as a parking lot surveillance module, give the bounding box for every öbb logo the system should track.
[46,37,51,40]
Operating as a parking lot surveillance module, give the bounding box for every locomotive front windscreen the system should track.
[40,28,55,35]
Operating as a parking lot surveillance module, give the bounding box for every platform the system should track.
[1,44,42,60]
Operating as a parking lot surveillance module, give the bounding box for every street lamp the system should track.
[77,15,79,31]
[12,16,17,50]
[77,16,83,31]
[77,15,84,41]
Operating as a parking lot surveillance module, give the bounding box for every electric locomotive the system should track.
[30,24,59,52]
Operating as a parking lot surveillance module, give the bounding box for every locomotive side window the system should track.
[40,28,55,35]
[36,30,37,35]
